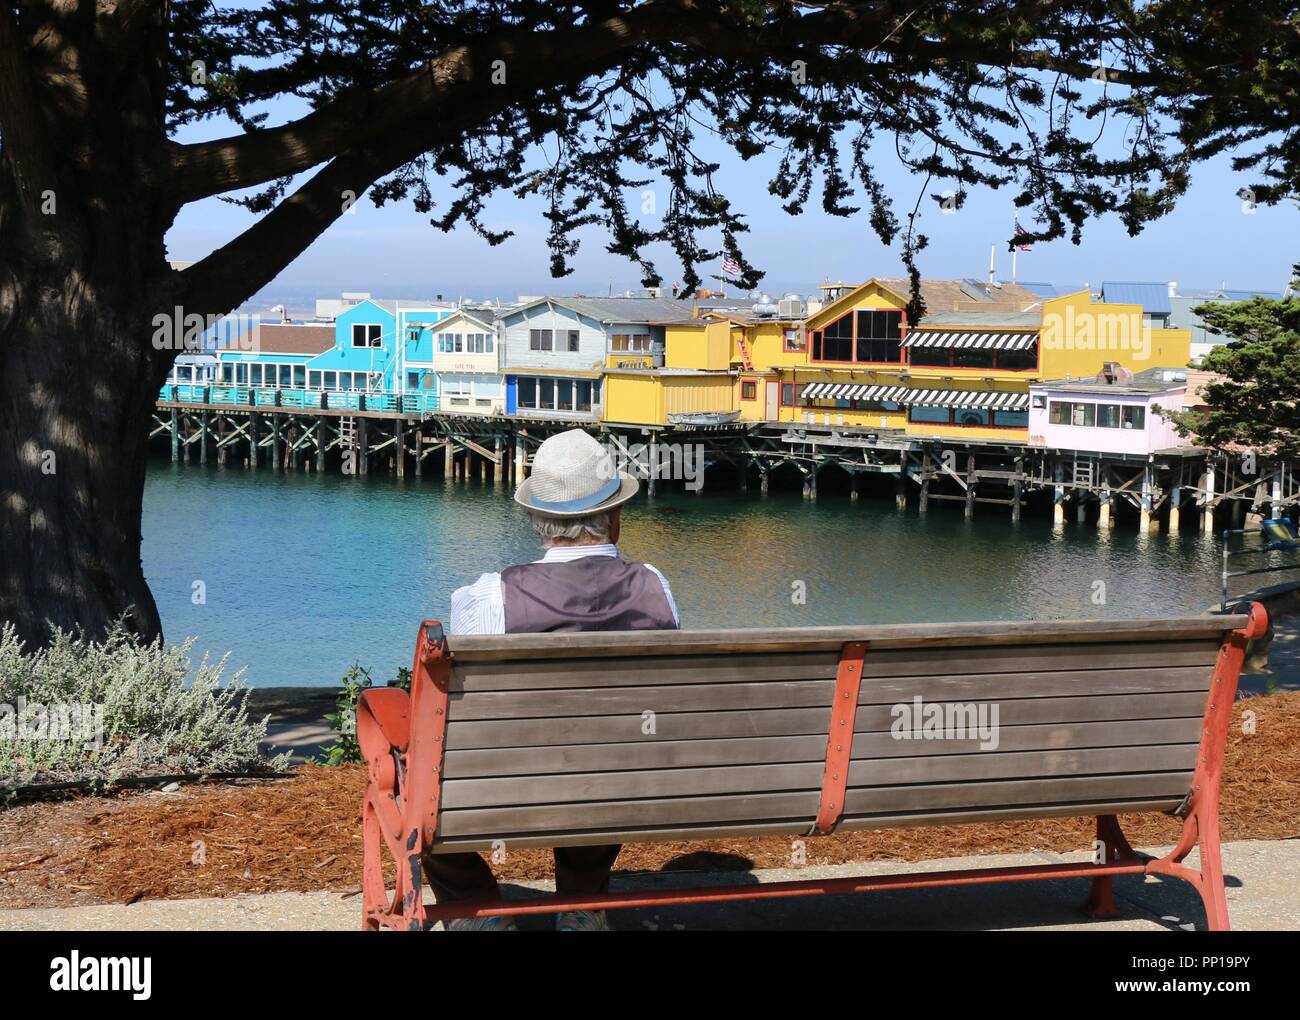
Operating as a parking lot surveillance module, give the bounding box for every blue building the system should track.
[179,296,456,411]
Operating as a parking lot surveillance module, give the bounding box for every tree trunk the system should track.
[0,2,181,649]
[0,282,170,648]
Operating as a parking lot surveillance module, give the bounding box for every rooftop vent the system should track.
[1097,362,1134,385]
[778,293,806,318]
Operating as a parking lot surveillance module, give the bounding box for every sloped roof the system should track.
[915,310,1043,330]
[433,306,504,329]
[870,278,1042,312]
[225,323,336,356]
[515,295,694,323]
[1100,281,1172,315]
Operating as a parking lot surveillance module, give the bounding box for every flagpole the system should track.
[1012,246,1017,285]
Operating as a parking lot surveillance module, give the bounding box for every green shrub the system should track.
[0,622,289,793]
[315,663,411,766]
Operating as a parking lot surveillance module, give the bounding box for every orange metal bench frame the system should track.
[357,603,1266,931]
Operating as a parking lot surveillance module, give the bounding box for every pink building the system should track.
[1028,366,1190,454]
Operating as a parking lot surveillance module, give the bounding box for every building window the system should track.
[810,310,903,364]
[612,333,651,352]
[907,343,1037,371]
[783,329,805,352]
[780,382,804,406]
[352,323,382,348]
[1049,400,1147,429]
[567,330,580,352]
[529,329,553,351]
[908,406,1028,428]
[741,381,757,400]
[407,371,421,390]
[516,376,596,412]
[910,405,951,424]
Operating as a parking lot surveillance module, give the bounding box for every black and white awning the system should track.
[901,330,1038,351]
[800,383,1030,410]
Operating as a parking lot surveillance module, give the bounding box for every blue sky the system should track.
[166,82,1297,309]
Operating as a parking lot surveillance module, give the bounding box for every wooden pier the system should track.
[153,395,1300,533]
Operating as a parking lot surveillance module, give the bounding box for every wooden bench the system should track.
[357,604,1266,931]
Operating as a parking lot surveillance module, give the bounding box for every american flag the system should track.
[1014,219,1033,252]
[721,253,743,278]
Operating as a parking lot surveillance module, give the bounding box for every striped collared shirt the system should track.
[448,543,680,636]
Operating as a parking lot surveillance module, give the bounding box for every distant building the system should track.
[1100,281,1173,329]
[1168,287,1286,363]
[499,295,690,420]
[406,306,505,415]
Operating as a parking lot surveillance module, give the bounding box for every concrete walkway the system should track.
[3,839,1295,931]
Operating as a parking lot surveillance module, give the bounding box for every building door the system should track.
[765,381,779,421]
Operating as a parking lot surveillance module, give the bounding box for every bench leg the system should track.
[1081,815,1142,919]
[1197,811,1230,932]
[1147,807,1231,932]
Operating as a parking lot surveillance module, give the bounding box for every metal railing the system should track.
[1220,525,1300,610]
[158,384,439,414]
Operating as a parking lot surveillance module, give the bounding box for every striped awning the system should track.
[901,330,1038,351]
[800,383,1029,410]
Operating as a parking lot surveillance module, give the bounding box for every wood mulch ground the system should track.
[2,691,1297,910]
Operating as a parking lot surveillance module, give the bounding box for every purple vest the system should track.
[500,556,678,634]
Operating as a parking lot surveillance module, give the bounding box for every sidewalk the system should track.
[3,839,1294,931]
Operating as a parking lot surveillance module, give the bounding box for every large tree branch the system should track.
[166,0,729,202]
[169,1,1149,203]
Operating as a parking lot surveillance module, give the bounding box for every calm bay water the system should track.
[142,462,1223,687]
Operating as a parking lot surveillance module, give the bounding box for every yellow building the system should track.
[770,280,1191,443]
[597,280,1192,439]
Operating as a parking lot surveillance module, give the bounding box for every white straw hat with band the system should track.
[514,429,639,519]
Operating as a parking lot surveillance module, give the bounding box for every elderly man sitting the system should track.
[434,428,680,930]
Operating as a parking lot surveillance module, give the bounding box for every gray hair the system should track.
[529,510,612,547]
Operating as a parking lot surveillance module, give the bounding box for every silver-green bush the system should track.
[0,622,289,792]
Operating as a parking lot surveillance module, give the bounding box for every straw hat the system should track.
[514,429,639,519]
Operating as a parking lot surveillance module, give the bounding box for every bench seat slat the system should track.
[855,666,1210,703]
[438,745,1198,809]
[428,799,1186,854]
[448,642,1219,692]
[441,717,1205,778]
[442,691,1210,750]
[444,617,1244,660]
[855,641,1219,678]
[841,772,1193,815]
[447,666,1210,722]
[452,652,839,691]
[436,772,1191,838]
